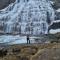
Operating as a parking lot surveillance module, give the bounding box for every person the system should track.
[27,35,30,44]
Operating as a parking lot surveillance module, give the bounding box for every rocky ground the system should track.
[0,43,60,60]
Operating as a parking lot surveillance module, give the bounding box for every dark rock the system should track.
[55,12,60,20]
[0,0,15,10]
[12,48,21,54]
[49,21,60,29]
[17,56,29,60]
[51,0,60,9]
[0,48,7,57]
[20,57,29,60]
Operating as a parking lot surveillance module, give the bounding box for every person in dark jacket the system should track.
[27,35,30,44]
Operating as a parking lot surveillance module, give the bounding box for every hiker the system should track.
[27,35,30,44]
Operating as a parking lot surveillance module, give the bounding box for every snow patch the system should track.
[49,29,60,34]
[56,8,60,12]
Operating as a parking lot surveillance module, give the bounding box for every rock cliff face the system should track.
[52,0,60,9]
[0,0,15,10]
[0,0,60,10]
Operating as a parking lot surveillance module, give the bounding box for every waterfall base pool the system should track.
[0,35,27,44]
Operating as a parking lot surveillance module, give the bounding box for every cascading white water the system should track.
[0,0,55,35]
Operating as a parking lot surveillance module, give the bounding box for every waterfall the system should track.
[0,0,55,35]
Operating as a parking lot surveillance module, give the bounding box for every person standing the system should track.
[27,35,30,44]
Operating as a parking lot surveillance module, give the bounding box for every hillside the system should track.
[0,43,59,60]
